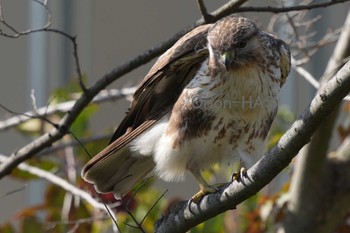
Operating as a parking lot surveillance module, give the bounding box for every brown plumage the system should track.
[82,15,291,200]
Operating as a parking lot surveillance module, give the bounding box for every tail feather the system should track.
[83,146,155,197]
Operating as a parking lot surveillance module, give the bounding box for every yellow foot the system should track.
[188,184,222,214]
[190,182,228,204]
[231,166,247,182]
[191,185,218,204]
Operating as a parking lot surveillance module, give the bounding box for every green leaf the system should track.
[70,104,98,138]
[50,75,87,103]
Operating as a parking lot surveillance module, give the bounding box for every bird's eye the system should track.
[237,40,247,48]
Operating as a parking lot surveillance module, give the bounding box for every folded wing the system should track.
[82,24,211,197]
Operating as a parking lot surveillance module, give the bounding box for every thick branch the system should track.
[154,61,350,232]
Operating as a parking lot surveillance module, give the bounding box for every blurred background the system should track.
[0,0,349,231]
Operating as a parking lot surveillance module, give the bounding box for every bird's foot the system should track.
[188,183,226,214]
[231,166,247,182]
[191,185,219,204]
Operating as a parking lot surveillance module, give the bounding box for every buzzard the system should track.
[82,15,291,202]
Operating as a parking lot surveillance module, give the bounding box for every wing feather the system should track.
[82,24,211,195]
[111,24,211,141]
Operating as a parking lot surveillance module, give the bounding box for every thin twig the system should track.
[196,0,214,23]
[45,29,86,92]
[0,0,52,37]
[127,177,154,207]
[121,201,146,233]
[0,103,59,129]
[291,57,319,89]
[38,133,111,156]
[140,189,168,226]
[0,87,136,131]
[0,184,27,198]
[292,56,350,101]
[69,131,93,159]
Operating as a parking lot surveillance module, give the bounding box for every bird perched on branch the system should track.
[82,15,291,202]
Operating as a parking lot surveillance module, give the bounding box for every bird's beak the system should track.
[221,51,235,70]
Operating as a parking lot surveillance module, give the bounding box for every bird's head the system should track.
[207,15,263,74]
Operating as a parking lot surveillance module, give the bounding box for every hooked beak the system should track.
[221,51,235,70]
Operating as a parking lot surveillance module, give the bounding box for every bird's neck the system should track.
[187,58,281,110]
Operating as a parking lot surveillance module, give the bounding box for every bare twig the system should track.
[292,56,350,101]
[121,201,146,233]
[196,0,214,23]
[140,189,168,226]
[291,57,319,89]
[61,146,77,220]
[0,103,59,129]
[127,177,154,207]
[0,87,136,131]
[0,184,27,198]
[38,133,111,156]
[45,29,86,92]
[0,0,52,37]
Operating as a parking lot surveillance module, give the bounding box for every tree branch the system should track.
[196,0,214,23]
[154,60,350,232]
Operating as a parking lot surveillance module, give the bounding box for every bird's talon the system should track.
[231,166,247,182]
[187,199,196,215]
[240,167,247,178]
[231,172,239,182]
[189,184,221,212]
[188,189,207,214]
